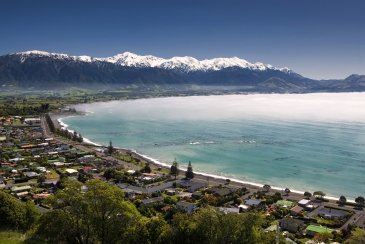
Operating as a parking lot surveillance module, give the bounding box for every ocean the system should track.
[61,93,365,199]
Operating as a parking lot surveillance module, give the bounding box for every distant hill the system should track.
[0,50,363,93]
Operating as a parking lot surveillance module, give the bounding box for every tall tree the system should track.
[185,161,194,179]
[339,195,347,206]
[108,140,114,155]
[355,196,365,209]
[170,159,179,180]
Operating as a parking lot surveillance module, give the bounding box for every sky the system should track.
[0,0,364,79]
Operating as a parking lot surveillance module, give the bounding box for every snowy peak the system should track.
[105,51,290,72]
[14,50,95,63]
[12,50,291,72]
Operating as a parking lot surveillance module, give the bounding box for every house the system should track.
[290,205,304,216]
[179,179,207,192]
[219,207,240,214]
[317,207,349,220]
[192,191,203,200]
[141,197,164,206]
[176,201,198,214]
[117,183,148,195]
[11,185,32,193]
[238,204,250,212]
[245,199,265,209]
[305,225,334,237]
[208,187,233,197]
[36,167,47,173]
[65,168,78,176]
[298,199,311,207]
[165,189,176,196]
[126,170,136,175]
[280,217,306,233]
[24,172,38,178]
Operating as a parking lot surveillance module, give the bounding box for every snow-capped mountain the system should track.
[14,50,291,73]
[2,49,338,92]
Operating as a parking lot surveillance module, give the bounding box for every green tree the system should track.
[304,191,312,199]
[345,228,365,244]
[128,216,171,244]
[185,161,194,179]
[142,163,152,173]
[108,140,114,155]
[355,196,365,209]
[0,191,40,231]
[313,191,326,200]
[339,195,347,206]
[72,131,78,141]
[33,179,141,243]
[170,159,179,180]
[284,188,291,196]
[263,184,271,192]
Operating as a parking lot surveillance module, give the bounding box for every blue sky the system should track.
[0,0,364,79]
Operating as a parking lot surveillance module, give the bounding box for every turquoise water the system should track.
[63,94,365,199]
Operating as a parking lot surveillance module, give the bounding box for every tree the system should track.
[185,161,194,179]
[108,140,114,155]
[170,159,179,180]
[313,191,326,200]
[344,228,365,244]
[142,163,152,173]
[339,195,347,206]
[263,184,271,192]
[304,191,312,199]
[284,188,291,196]
[72,131,78,141]
[77,133,83,143]
[33,179,141,243]
[0,191,40,231]
[355,196,365,209]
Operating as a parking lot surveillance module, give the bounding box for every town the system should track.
[0,114,364,244]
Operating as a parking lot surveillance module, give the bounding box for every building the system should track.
[11,185,31,193]
[219,207,240,214]
[245,199,265,209]
[208,187,233,197]
[317,207,350,220]
[280,217,306,233]
[176,201,198,214]
[141,197,164,206]
[290,205,304,216]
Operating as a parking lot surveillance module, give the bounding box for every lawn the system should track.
[0,231,25,244]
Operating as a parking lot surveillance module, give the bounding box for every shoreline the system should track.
[53,110,357,203]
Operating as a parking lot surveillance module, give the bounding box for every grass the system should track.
[0,231,25,244]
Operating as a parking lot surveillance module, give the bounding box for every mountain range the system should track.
[0,50,364,93]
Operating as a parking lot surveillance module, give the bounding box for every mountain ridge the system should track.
[0,50,363,93]
[13,50,291,73]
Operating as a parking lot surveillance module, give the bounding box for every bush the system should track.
[0,191,40,231]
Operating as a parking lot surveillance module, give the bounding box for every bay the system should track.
[62,93,365,199]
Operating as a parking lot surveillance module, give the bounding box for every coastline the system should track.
[54,112,352,202]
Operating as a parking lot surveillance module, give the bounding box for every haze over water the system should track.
[63,93,365,199]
